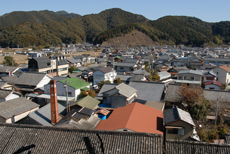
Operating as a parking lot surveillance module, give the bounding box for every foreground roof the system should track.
[219,65,230,72]
[0,66,18,73]
[70,95,100,109]
[0,97,39,119]
[95,102,163,135]
[0,123,163,154]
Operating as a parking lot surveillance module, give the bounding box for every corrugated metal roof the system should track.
[0,97,39,119]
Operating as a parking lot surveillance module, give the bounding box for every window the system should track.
[68,92,72,96]
[217,72,218,75]
[47,62,50,66]
[191,77,194,80]
[168,128,178,134]
[178,76,182,80]
[168,128,184,135]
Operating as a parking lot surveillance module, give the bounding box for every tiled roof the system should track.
[129,81,165,104]
[219,65,230,72]
[205,80,222,87]
[0,123,163,154]
[0,66,18,73]
[0,81,7,88]
[114,83,137,98]
[0,97,39,119]
[98,66,113,74]
[95,102,163,135]
[164,84,182,103]
[15,72,48,86]
[95,108,110,115]
[70,95,100,110]
[164,106,195,126]
[0,89,12,99]
[177,70,203,76]
[1,75,18,85]
[59,77,90,90]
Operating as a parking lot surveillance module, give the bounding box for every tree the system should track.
[81,89,96,98]
[3,56,16,66]
[114,78,121,84]
[99,80,111,88]
[68,66,77,73]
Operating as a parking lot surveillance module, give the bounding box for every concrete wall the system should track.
[111,96,127,108]
[177,73,202,81]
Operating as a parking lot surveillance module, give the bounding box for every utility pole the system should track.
[65,81,71,113]
[215,98,219,127]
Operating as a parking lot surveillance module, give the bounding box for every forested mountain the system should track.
[0,8,229,48]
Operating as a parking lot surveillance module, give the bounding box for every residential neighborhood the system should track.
[0,44,230,152]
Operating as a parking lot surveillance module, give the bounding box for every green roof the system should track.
[115,56,121,59]
[59,77,90,90]
[73,69,82,73]
[72,95,100,110]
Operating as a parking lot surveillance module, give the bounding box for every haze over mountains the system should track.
[0,8,229,48]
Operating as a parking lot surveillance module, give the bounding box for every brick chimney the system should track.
[50,80,59,125]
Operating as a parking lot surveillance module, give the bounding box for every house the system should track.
[0,97,39,123]
[213,65,230,85]
[0,66,20,76]
[67,58,81,67]
[44,77,90,101]
[129,74,147,82]
[0,89,21,103]
[69,95,100,110]
[164,106,200,141]
[95,102,163,135]
[56,107,101,129]
[203,58,230,66]
[1,76,19,90]
[167,66,188,78]
[100,83,137,108]
[28,52,42,58]
[93,67,117,85]
[205,80,222,90]
[28,55,69,77]
[129,81,165,104]
[176,70,203,87]
[14,72,52,95]
[158,71,171,81]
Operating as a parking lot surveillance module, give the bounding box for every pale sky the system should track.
[1,0,230,22]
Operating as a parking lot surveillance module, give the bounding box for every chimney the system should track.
[50,80,59,125]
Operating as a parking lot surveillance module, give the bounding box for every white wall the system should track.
[213,67,229,84]
[37,75,52,88]
[5,107,39,123]
[205,84,221,90]
[5,93,20,101]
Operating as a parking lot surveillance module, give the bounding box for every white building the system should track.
[213,65,230,85]
[93,67,117,85]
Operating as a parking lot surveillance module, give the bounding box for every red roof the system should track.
[205,80,222,87]
[95,102,163,135]
[219,65,230,72]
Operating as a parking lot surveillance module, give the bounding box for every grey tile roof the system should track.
[0,66,18,73]
[130,74,145,82]
[177,70,203,76]
[123,58,138,63]
[164,107,195,126]
[133,69,150,76]
[145,101,165,111]
[164,84,182,103]
[0,123,163,154]
[97,84,117,98]
[29,103,65,126]
[115,75,131,81]
[0,89,12,99]
[67,58,81,63]
[129,81,165,104]
[98,66,113,74]
[29,57,50,69]
[1,76,19,85]
[15,72,48,86]
[0,97,39,119]
[0,81,7,88]
[115,83,137,98]
[114,62,136,67]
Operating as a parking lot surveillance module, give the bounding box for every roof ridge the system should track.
[175,106,181,121]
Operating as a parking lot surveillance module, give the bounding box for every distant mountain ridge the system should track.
[0,8,229,47]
